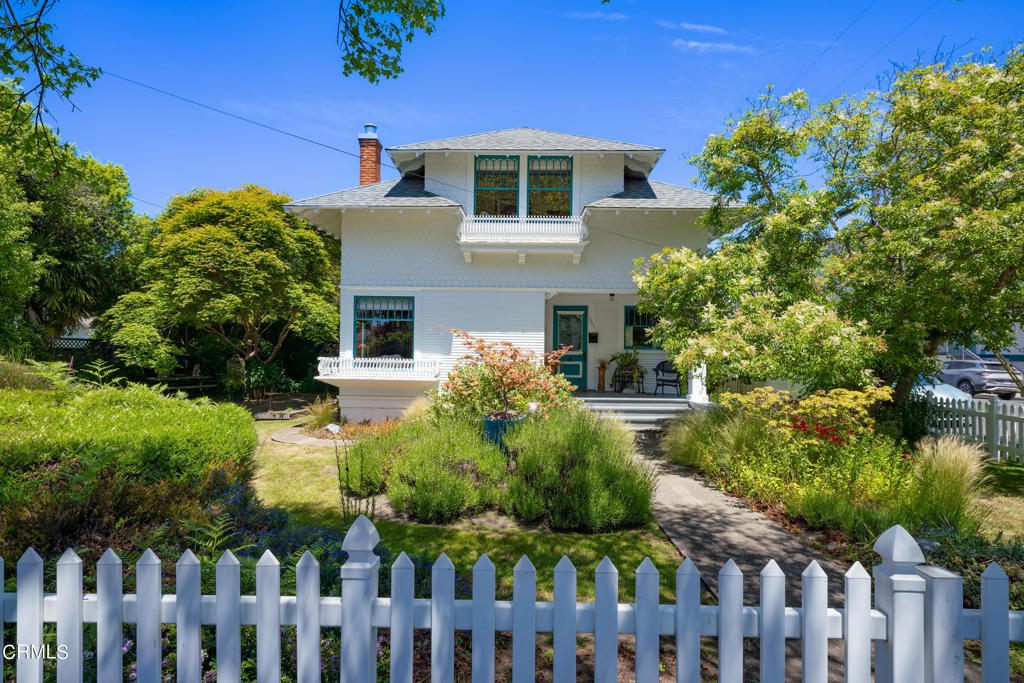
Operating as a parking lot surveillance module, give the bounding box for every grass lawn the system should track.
[982,462,1024,540]
[252,420,684,602]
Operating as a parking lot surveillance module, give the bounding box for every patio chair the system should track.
[653,360,681,396]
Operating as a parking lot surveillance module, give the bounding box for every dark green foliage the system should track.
[503,409,655,532]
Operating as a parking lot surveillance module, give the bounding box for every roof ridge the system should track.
[387,127,662,152]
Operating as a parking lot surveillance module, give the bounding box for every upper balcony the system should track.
[456,214,589,264]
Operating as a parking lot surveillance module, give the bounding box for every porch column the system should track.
[687,363,708,403]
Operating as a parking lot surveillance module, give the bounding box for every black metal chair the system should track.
[653,360,681,396]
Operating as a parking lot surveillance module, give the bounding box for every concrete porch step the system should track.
[578,394,691,431]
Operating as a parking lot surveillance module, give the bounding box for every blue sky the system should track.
[49,0,1024,214]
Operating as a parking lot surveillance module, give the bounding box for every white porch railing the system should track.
[2,519,1022,683]
[458,214,588,244]
[927,394,1024,463]
[316,356,440,381]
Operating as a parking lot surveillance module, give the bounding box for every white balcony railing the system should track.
[316,357,440,381]
[458,214,588,244]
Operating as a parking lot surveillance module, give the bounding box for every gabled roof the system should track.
[284,176,460,210]
[585,179,732,210]
[387,127,663,153]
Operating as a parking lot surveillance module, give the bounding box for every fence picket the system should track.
[594,557,619,683]
[432,553,456,682]
[634,558,660,682]
[802,561,828,682]
[16,548,44,683]
[553,556,577,681]
[512,555,537,683]
[96,548,123,682]
[136,549,162,683]
[177,549,202,683]
[980,562,1009,683]
[295,551,320,683]
[675,559,701,683]
[391,552,415,683]
[56,549,83,683]
[759,560,785,683]
[918,565,963,683]
[255,550,281,683]
[718,560,744,683]
[843,562,871,683]
[216,551,242,683]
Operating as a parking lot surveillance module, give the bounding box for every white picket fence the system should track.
[928,394,1024,463]
[2,517,1022,683]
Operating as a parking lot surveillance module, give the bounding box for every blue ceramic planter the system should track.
[483,414,525,450]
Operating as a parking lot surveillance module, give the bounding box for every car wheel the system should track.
[998,392,1016,400]
[957,380,975,396]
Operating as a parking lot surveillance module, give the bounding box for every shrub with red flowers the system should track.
[428,330,578,421]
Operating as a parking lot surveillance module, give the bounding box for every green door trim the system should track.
[553,305,588,390]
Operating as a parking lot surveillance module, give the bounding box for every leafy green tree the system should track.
[0,169,41,350]
[104,186,340,378]
[636,46,1024,401]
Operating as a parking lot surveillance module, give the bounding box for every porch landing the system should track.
[577,392,691,431]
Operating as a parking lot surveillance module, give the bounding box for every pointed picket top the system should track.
[177,549,200,567]
[760,559,784,577]
[217,549,240,567]
[802,560,827,579]
[873,524,924,569]
[514,554,535,573]
[719,558,742,577]
[393,551,414,570]
[473,553,494,572]
[981,561,1007,580]
[341,514,380,558]
[433,552,454,571]
[256,549,279,567]
[296,550,319,568]
[57,548,81,565]
[677,557,700,577]
[136,549,161,566]
[17,547,42,567]
[98,547,122,566]
[554,555,575,574]
[596,556,617,575]
[845,561,869,579]
[636,557,658,575]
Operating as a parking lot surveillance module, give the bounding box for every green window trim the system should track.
[624,305,659,350]
[353,296,415,359]
[474,155,519,216]
[527,155,572,217]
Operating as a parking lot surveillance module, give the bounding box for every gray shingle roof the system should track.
[586,179,733,210]
[388,127,662,153]
[284,176,460,209]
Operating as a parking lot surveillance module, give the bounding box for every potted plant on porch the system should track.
[609,349,647,393]
[442,330,573,446]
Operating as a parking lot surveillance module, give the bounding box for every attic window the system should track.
[474,156,518,216]
[528,156,572,216]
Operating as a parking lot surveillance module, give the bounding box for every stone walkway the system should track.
[270,424,353,447]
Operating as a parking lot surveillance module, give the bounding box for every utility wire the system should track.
[824,0,941,98]
[784,0,880,93]
[107,70,675,249]
[129,194,164,210]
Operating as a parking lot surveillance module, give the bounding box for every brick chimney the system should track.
[358,123,382,186]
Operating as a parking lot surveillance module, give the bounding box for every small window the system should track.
[528,156,572,216]
[624,306,658,350]
[475,156,518,216]
[354,296,414,358]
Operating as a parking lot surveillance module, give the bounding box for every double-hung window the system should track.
[474,156,519,216]
[354,296,414,358]
[624,306,658,350]
[527,156,572,216]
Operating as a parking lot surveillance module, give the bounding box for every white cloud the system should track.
[566,10,630,20]
[672,39,754,55]
[658,20,727,34]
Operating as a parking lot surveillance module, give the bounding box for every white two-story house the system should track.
[285,126,714,421]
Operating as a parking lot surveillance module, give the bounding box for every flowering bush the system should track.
[428,329,577,420]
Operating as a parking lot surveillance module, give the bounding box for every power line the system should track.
[129,194,164,210]
[824,0,942,99]
[784,0,880,92]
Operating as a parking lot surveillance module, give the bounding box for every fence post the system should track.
[16,548,44,683]
[873,525,926,683]
[986,398,1000,461]
[916,566,963,683]
[340,515,381,683]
